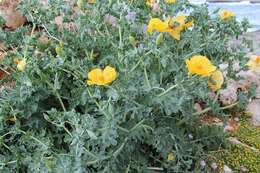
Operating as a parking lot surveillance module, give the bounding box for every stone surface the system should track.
[207,0,260,2]
[222,165,233,173]
[207,0,241,2]
[229,30,260,54]
[246,99,260,127]
[250,0,260,3]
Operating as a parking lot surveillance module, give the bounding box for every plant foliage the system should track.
[0,0,251,172]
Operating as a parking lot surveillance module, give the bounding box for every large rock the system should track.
[247,99,260,127]
[250,0,260,3]
[229,30,260,54]
[207,0,241,2]
[222,165,233,173]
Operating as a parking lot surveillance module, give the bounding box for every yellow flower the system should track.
[247,55,260,73]
[147,15,193,40]
[16,59,27,72]
[185,55,216,77]
[167,153,174,161]
[147,18,168,33]
[87,66,117,86]
[147,18,181,40]
[146,0,156,7]
[219,10,235,20]
[208,70,224,91]
[165,0,176,4]
[88,0,96,3]
[169,15,193,32]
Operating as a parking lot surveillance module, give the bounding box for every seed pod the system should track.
[129,35,137,47]
[156,33,164,46]
[59,41,65,48]
[55,46,62,56]
[108,0,113,7]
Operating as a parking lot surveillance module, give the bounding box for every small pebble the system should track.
[223,165,233,173]
[200,160,206,168]
[188,134,193,139]
[240,166,248,172]
[211,162,218,170]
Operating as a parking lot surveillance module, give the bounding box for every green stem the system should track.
[42,24,60,41]
[144,66,151,89]
[112,138,128,157]
[43,113,72,137]
[193,102,239,116]
[86,88,110,119]
[177,102,239,126]
[45,80,67,112]
[130,119,146,132]
[83,147,99,159]
[0,67,10,75]
[119,26,122,48]
[117,125,129,133]
[0,160,17,166]
[18,129,48,148]
[157,84,178,97]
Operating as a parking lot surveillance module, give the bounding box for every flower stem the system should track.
[193,102,239,116]
[157,84,178,97]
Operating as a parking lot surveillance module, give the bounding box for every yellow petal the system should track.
[87,68,104,85]
[165,0,176,3]
[168,30,180,40]
[17,59,26,71]
[208,70,224,91]
[174,15,186,24]
[147,18,168,33]
[88,0,96,3]
[185,55,216,77]
[167,153,174,161]
[219,10,235,20]
[185,21,194,28]
[247,55,260,73]
[103,66,117,84]
[146,0,156,7]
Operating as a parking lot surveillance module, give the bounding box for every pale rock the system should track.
[246,99,260,127]
[222,165,233,173]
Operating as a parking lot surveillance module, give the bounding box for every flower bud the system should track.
[156,33,164,46]
[129,35,137,47]
[55,46,62,56]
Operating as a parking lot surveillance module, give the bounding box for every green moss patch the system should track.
[216,116,260,172]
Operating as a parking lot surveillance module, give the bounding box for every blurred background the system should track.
[190,0,260,31]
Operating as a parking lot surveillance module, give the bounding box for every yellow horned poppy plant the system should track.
[185,55,216,77]
[247,55,260,73]
[219,10,235,20]
[87,66,117,86]
[208,70,224,91]
[147,15,193,40]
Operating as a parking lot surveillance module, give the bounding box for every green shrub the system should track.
[0,0,251,172]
